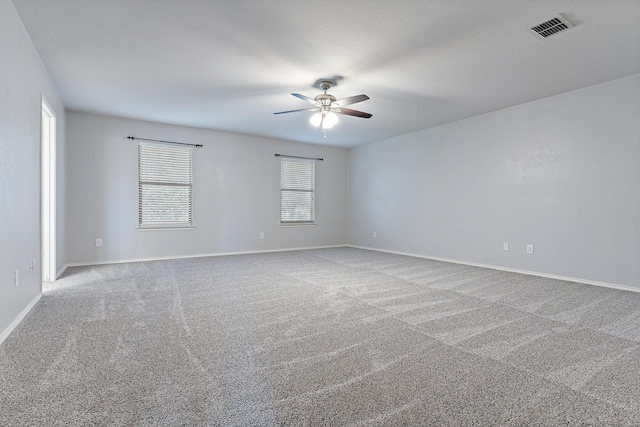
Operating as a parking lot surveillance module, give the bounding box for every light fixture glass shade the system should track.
[310,111,339,129]
[309,113,322,127]
[322,112,338,129]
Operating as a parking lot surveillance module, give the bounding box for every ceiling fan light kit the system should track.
[310,111,338,129]
[274,80,371,137]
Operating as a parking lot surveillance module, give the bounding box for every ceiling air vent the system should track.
[529,13,576,39]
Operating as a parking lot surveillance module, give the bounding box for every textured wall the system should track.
[0,0,66,339]
[66,112,348,264]
[349,74,640,289]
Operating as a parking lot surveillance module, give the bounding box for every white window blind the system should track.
[138,142,192,228]
[281,158,315,224]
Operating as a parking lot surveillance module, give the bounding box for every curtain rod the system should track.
[275,153,323,161]
[126,136,203,148]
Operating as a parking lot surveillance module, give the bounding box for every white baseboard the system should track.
[0,293,42,346]
[63,244,349,269]
[54,244,638,294]
[348,245,640,294]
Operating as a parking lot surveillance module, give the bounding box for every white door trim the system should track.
[41,95,56,284]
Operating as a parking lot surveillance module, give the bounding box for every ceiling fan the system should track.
[274,80,372,132]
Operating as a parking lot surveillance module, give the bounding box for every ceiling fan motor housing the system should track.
[315,93,337,107]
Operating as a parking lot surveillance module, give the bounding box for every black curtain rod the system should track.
[126,136,203,148]
[275,153,323,161]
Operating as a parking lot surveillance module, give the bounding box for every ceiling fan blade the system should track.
[333,94,369,107]
[335,107,372,119]
[273,107,319,115]
[291,93,320,106]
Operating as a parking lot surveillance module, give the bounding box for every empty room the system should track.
[2,0,640,425]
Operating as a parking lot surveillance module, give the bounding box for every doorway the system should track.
[41,96,56,284]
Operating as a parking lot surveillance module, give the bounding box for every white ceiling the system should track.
[12,0,640,148]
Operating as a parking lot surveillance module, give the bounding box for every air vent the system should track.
[529,13,576,39]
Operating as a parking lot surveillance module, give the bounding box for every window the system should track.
[280,158,315,224]
[138,142,192,228]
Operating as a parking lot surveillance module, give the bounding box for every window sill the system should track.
[137,226,195,232]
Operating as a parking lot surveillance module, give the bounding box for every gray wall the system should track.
[66,112,348,264]
[349,74,640,289]
[1,0,66,339]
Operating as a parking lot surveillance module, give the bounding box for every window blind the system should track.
[280,158,315,224]
[138,142,192,227]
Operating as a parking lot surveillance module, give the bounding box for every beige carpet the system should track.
[2,247,640,426]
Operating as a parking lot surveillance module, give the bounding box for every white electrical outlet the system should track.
[373,231,377,238]
[14,270,19,287]
[503,243,509,251]
[96,238,102,247]
[526,244,534,254]
[259,232,264,239]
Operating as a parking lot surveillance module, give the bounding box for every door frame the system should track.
[41,95,56,284]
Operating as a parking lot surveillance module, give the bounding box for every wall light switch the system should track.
[526,244,534,254]
[96,238,102,247]
[373,231,377,238]
[14,270,19,287]
[259,232,264,239]
[503,243,509,251]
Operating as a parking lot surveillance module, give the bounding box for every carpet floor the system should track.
[1,247,640,426]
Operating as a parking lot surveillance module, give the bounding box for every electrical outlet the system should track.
[526,244,534,254]
[14,270,19,287]
[96,238,102,247]
[503,243,509,251]
[259,232,264,239]
[373,231,377,238]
